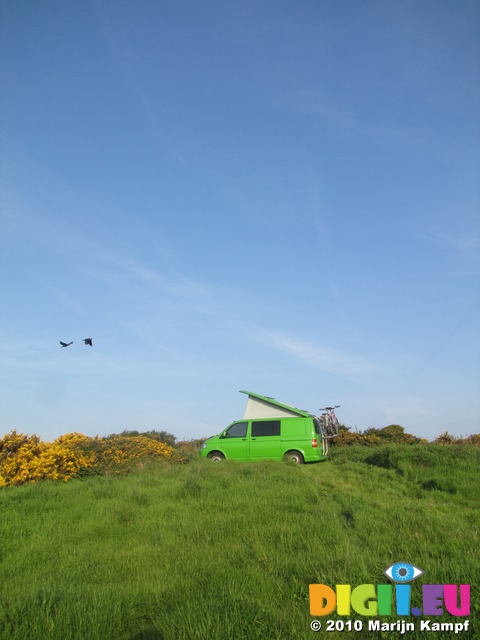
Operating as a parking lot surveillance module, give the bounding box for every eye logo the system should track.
[384,562,424,583]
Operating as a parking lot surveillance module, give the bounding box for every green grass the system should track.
[0,445,478,639]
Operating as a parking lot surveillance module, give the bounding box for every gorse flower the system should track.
[0,430,184,487]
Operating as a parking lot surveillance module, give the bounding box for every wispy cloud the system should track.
[425,228,480,277]
[429,230,479,253]
[250,329,379,378]
[97,255,208,300]
[87,255,382,380]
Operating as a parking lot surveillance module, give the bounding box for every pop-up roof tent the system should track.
[240,390,312,420]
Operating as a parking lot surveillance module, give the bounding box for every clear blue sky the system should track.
[1,0,479,442]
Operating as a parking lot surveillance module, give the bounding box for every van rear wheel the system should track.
[207,452,225,462]
[283,451,304,464]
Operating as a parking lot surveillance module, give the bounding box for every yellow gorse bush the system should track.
[0,430,183,487]
[100,435,180,473]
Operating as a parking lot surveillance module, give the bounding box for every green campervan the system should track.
[200,391,330,464]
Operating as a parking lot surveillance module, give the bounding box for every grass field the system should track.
[0,444,478,639]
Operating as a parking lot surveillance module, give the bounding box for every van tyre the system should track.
[207,452,225,463]
[284,451,304,464]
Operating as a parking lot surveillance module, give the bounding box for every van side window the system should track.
[251,420,281,437]
[225,422,248,438]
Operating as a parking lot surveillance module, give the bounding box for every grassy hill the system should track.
[0,444,478,639]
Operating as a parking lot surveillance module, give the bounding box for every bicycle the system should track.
[318,405,341,456]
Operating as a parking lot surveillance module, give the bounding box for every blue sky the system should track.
[1,0,479,442]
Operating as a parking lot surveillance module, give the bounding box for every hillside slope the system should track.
[0,445,478,639]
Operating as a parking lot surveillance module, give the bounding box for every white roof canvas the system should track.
[243,395,305,419]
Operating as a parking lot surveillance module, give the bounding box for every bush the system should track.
[363,424,421,444]
[364,447,403,473]
[106,429,177,447]
[332,424,425,447]
[0,430,184,488]
[330,425,380,447]
[434,431,480,446]
[0,431,95,487]
[175,438,207,461]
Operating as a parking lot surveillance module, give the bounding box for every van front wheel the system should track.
[207,452,225,463]
[283,451,304,464]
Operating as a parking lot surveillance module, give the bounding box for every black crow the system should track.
[60,341,73,347]
[83,338,93,346]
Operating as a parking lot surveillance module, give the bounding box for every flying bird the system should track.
[83,338,93,346]
[60,341,73,348]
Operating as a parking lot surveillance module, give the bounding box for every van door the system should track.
[219,421,249,460]
[249,420,281,460]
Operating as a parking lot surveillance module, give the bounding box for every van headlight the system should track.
[201,442,207,450]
